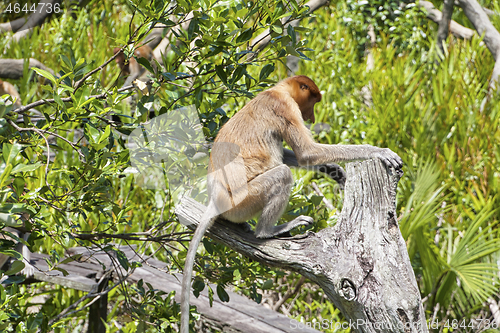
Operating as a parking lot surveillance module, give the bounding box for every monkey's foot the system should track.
[256,216,314,238]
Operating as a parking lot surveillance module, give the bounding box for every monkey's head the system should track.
[285,75,322,123]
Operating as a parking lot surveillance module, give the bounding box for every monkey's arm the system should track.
[282,148,346,187]
[282,113,402,169]
[298,142,402,169]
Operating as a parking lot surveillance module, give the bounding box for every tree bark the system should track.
[437,0,455,57]
[176,159,428,332]
[457,0,500,94]
[8,0,61,44]
[419,1,475,40]
[0,58,55,80]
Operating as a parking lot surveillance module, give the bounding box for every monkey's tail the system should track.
[180,202,218,333]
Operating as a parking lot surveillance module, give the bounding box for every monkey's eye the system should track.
[300,84,309,90]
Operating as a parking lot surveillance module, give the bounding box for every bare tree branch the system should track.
[0,58,55,80]
[419,1,475,39]
[457,0,500,91]
[0,17,28,33]
[454,0,499,17]
[8,0,61,44]
[458,0,500,58]
[176,159,428,332]
[437,0,455,57]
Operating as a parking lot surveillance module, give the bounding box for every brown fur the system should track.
[0,79,22,106]
[113,45,153,76]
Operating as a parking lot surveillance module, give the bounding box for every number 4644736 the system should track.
[5,3,61,14]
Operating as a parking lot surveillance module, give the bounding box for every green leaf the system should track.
[0,249,22,260]
[259,64,275,81]
[310,195,323,206]
[202,238,214,255]
[0,203,35,215]
[115,248,129,270]
[233,268,241,280]
[2,142,22,165]
[98,125,111,144]
[59,254,82,265]
[270,23,283,34]
[192,279,205,296]
[262,279,273,290]
[286,45,300,56]
[11,162,43,174]
[32,68,57,85]
[60,54,73,71]
[215,65,227,84]
[0,213,19,227]
[216,284,229,302]
[287,24,297,45]
[136,57,155,74]
[231,65,246,84]
[53,93,65,109]
[53,267,69,276]
[4,260,25,275]
[236,28,253,44]
[187,18,199,40]
[85,124,100,144]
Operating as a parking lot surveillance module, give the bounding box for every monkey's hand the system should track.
[316,164,346,189]
[21,262,35,279]
[370,148,403,169]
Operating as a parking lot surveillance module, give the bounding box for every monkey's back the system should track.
[211,90,294,182]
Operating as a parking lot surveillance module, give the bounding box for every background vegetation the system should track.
[0,0,499,332]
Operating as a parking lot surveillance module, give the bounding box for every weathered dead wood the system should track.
[0,58,55,80]
[437,0,455,56]
[419,1,475,40]
[7,0,61,44]
[22,247,321,333]
[0,17,27,33]
[457,0,500,92]
[176,159,428,333]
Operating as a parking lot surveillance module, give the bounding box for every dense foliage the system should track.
[0,0,499,332]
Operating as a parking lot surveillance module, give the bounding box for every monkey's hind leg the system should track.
[252,164,313,238]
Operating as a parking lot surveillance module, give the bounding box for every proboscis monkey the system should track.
[113,44,154,77]
[180,75,402,332]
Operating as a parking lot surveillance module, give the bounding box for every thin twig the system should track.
[16,68,218,115]
[14,84,135,114]
[72,231,190,242]
[73,48,123,91]
[7,119,55,194]
[8,119,85,160]
[311,182,334,210]
[272,276,305,311]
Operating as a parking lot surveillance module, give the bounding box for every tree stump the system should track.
[176,159,428,333]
